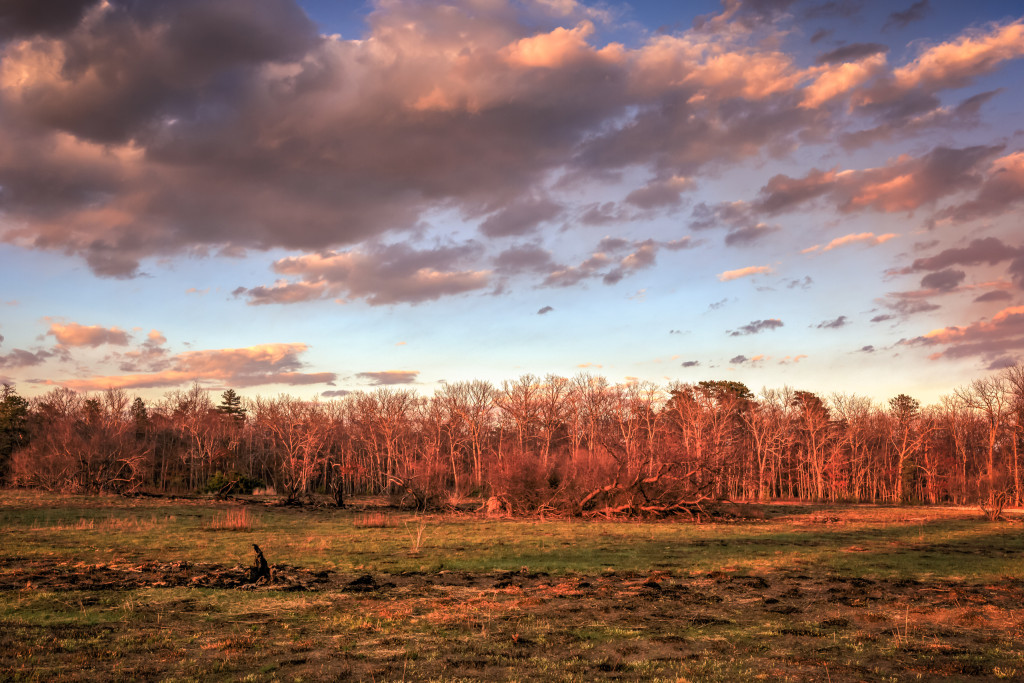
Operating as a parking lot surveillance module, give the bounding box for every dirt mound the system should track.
[0,559,331,592]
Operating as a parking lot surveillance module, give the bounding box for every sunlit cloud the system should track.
[46,321,130,347]
[718,266,773,281]
[47,343,335,391]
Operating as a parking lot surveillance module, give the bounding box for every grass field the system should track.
[1,491,1023,681]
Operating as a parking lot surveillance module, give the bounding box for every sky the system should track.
[1,0,1023,406]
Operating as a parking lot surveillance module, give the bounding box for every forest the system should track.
[1,364,1023,517]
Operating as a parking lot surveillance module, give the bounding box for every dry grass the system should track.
[353,511,395,528]
[206,507,256,531]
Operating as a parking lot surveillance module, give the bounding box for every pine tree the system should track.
[217,389,247,422]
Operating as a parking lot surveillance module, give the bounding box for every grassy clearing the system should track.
[1,491,1023,681]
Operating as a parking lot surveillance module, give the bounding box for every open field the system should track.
[1,492,1023,681]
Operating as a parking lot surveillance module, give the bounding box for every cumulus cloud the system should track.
[47,322,130,347]
[729,319,784,336]
[239,242,490,306]
[357,370,420,385]
[48,343,335,391]
[0,0,1020,325]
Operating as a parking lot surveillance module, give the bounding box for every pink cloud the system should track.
[49,343,336,391]
[46,322,130,347]
[718,265,773,281]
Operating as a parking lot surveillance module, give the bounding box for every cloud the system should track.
[816,315,848,329]
[241,242,490,306]
[479,196,564,237]
[0,0,97,39]
[803,232,897,254]
[47,322,130,347]
[623,176,694,210]
[815,43,889,65]
[974,290,1013,303]
[904,237,1018,272]
[883,0,930,32]
[321,389,351,398]
[718,266,773,281]
[937,151,1024,223]
[681,360,700,367]
[725,223,780,246]
[0,348,54,368]
[729,319,783,336]
[543,237,690,287]
[907,305,1024,364]
[493,244,556,274]
[730,354,749,364]
[48,343,335,391]
[919,269,965,292]
[859,345,875,353]
[537,305,554,314]
[356,370,420,385]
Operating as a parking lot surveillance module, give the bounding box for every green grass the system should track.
[2,492,1021,579]
[2,491,1023,681]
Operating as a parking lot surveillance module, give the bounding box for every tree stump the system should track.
[250,543,271,583]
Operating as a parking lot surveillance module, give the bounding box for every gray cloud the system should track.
[729,319,784,336]
[920,269,966,292]
[729,354,749,364]
[815,42,888,65]
[357,370,419,385]
[479,196,564,238]
[883,0,930,32]
[537,306,554,315]
[974,290,1013,303]
[816,315,848,329]
[681,360,700,367]
[0,0,97,39]
[0,348,54,368]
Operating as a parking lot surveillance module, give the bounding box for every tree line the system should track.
[2,365,1023,516]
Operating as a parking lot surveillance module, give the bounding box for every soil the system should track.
[2,559,1023,681]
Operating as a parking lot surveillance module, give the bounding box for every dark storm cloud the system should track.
[729,319,784,336]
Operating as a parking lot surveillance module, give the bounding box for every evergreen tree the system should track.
[217,388,247,422]
[0,384,29,483]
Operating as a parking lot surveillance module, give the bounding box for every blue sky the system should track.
[1,0,1023,404]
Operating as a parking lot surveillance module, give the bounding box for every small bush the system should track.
[204,471,262,495]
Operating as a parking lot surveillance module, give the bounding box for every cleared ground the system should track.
[1,492,1022,681]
